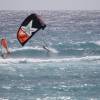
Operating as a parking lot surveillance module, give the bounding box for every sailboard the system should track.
[17,13,46,46]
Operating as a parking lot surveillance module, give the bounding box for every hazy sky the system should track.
[0,0,100,10]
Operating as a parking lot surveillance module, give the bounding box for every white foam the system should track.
[10,46,43,52]
[46,47,58,53]
[2,86,11,90]
[35,96,71,100]
[94,41,100,46]
[58,42,63,45]
[9,46,58,53]
[19,86,31,91]
[0,98,8,100]
[0,56,100,64]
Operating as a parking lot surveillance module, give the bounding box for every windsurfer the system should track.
[43,45,50,52]
[0,37,10,57]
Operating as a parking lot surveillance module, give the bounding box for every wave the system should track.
[57,41,100,51]
[27,96,71,100]
[0,96,71,100]
[0,41,100,58]
[56,41,100,56]
[93,41,100,46]
[82,41,100,48]
[10,46,58,53]
[0,98,8,100]
[10,46,44,52]
[70,41,100,48]
[0,56,100,64]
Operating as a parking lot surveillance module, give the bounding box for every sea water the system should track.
[0,10,100,100]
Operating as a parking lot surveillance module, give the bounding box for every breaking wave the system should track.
[0,56,100,64]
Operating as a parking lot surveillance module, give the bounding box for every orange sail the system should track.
[17,28,30,44]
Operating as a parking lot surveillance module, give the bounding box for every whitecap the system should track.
[0,56,100,64]
[93,41,100,46]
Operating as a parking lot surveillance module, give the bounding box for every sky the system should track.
[0,0,100,10]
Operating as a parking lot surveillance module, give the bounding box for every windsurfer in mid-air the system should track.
[42,41,50,52]
[43,45,50,52]
[0,37,10,58]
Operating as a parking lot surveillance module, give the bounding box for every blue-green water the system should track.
[0,10,100,100]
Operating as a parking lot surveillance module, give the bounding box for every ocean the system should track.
[0,10,100,100]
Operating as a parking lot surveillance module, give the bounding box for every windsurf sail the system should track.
[17,13,46,46]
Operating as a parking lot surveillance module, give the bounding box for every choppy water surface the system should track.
[0,10,100,100]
